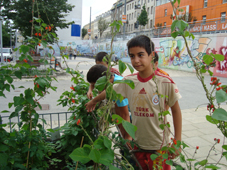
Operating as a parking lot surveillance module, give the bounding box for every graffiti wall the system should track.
[44,33,227,78]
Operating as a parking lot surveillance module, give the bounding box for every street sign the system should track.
[122,15,127,23]
[88,29,91,34]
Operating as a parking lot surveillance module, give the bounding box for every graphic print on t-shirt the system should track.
[139,88,146,94]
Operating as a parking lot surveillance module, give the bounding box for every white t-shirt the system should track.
[113,72,181,150]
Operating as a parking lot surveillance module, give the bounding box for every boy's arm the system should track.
[85,90,106,112]
[169,100,182,159]
[87,84,95,99]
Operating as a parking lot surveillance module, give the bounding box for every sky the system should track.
[82,0,117,27]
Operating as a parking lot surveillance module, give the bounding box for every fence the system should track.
[93,18,227,43]
[1,112,73,132]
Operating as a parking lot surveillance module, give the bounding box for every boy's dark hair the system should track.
[154,52,159,63]
[127,35,155,55]
[95,52,108,64]
[87,64,107,83]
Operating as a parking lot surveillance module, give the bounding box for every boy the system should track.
[85,64,131,140]
[87,52,121,99]
[113,35,182,169]
[154,52,169,76]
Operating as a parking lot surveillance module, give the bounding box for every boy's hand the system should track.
[85,100,97,112]
[87,91,93,99]
[168,144,181,159]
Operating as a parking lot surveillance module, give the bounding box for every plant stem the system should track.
[75,136,84,170]
[26,110,32,169]
[80,125,94,144]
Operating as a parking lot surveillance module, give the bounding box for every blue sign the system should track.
[71,24,81,37]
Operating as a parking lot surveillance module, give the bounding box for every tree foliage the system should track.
[98,17,109,38]
[2,0,75,38]
[2,21,15,47]
[137,4,148,27]
[82,28,87,39]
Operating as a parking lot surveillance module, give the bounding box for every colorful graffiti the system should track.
[40,34,227,77]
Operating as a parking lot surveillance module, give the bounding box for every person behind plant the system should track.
[87,52,121,99]
[85,64,131,141]
[154,52,169,76]
[113,35,182,170]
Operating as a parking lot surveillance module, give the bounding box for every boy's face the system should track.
[129,46,153,73]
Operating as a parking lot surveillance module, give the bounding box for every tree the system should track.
[137,4,148,28]
[98,17,109,38]
[82,28,87,39]
[2,0,74,38]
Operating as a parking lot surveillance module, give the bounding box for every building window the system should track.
[164,9,167,16]
[202,15,206,24]
[138,0,140,5]
[127,5,128,10]
[147,7,149,14]
[132,3,134,7]
[221,12,226,22]
[150,19,153,28]
[142,0,143,5]
[131,24,133,31]
[164,22,166,27]
[132,13,133,19]
[224,0,227,3]
[129,14,131,20]
[130,4,131,10]
[151,6,153,14]
[204,0,207,8]
[148,0,150,2]
[135,11,136,17]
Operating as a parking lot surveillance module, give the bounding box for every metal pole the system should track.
[15,30,18,61]
[10,26,12,49]
[0,16,3,64]
[123,0,126,40]
[89,7,91,40]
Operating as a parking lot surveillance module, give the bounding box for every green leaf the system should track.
[175,20,188,32]
[200,66,207,73]
[212,108,227,121]
[171,20,178,32]
[13,96,24,106]
[109,165,121,170]
[205,164,221,169]
[187,158,196,161]
[198,159,208,166]
[162,153,168,159]
[216,90,227,103]
[0,144,9,152]
[14,71,22,79]
[177,0,181,5]
[213,54,224,61]
[171,31,179,38]
[103,136,112,149]
[206,115,219,124]
[126,63,134,74]
[69,148,90,164]
[95,76,107,91]
[203,55,213,65]
[27,55,34,62]
[222,145,227,150]
[5,75,13,84]
[182,141,189,149]
[1,110,9,113]
[0,153,8,167]
[184,31,190,37]
[20,45,30,54]
[159,124,165,130]
[112,114,124,124]
[207,70,213,76]
[99,149,114,166]
[36,78,48,87]
[180,155,186,163]
[41,40,48,48]
[89,149,101,163]
[122,120,137,139]
[166,160,173,165]
[47,129,55,133]
[94,138,105,150]
[114,79,135,89]
[8,102,14,108]
[150,154,158,161]
[118,60,127,74]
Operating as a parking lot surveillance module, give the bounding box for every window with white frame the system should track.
[204,0,207,8]
[221,12,226,22]
[132,13,133,19]
[202,15,206,24]
[151,6,153,14]
[150,20,153,28]
[131,24,133,31]
[164,9,167,16]
[147,7,149,14]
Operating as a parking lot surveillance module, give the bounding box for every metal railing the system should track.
[1,112,73,132]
